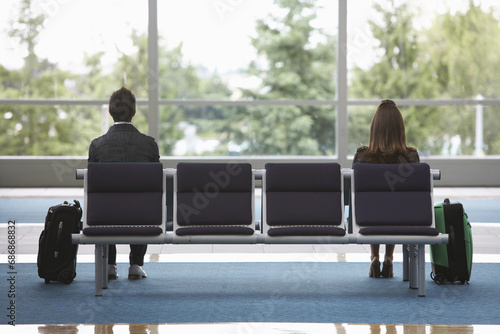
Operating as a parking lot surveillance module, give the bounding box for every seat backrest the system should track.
[86,162,164,227]
[175,162,253,226]
[353,163,433,227]
[264,163,343,227]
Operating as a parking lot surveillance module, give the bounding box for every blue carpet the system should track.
[3,262,499,325]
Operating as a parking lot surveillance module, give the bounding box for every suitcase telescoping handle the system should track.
[54,221,64,258]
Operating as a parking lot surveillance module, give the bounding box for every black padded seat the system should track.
[358,226,439,236]
[353,163,436,235]
[83,162,164,236]
[83,226,163,236]
[175,226,254,236]
[267,226,346,237]
[175,162,254,236]
[264,163,344,237]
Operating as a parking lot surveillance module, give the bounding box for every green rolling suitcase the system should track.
[430,198,473,284]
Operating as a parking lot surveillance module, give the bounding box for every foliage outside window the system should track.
[1,0,500,157]
[348,0,500,156]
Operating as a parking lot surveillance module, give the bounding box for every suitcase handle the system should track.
[448,225,456,260]
[54,221,65,258]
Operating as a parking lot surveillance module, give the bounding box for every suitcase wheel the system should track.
[44,279,51,284]
[430,272,446,285]
[58,271,74,284]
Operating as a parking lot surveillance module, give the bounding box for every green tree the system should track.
[349,0,440,155]
[97,31,233,156]
[157,39,233,155]
[0,0,97,155]
[232,0,336,155]
[424,1,500,154]
[1,2,233,157]
[78,51,114,98]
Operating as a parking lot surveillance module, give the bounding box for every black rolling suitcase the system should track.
[37,200,82,284]
[430,198,473,284]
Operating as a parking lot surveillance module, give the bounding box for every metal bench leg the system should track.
[95,244,104,296]
[409,244,418,289]
[102,245,109,290]
[418,244,426,297]
[403,244,409,281]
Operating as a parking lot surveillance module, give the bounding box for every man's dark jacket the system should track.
[88,124,160,163]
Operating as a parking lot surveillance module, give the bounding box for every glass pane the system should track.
[348,0,500,100]
[348,106,372,157]
[347,0,500,157]
[159,104,336,157]
[0,103,149,157]
[158,0,337,100]
[348,104,500,157]
[483,105,500,156]
[1,104,102,156]
[0,0,148,99]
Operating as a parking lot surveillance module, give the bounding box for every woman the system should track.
[353,99,420,278]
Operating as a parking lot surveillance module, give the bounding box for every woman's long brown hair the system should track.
[365,99,410,155]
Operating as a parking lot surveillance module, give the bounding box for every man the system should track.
[88,87,160,280]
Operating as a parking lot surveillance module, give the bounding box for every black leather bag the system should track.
[37,200,82,284]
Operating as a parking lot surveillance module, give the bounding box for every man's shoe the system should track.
[108,264,118,280]
[128,264,147,280]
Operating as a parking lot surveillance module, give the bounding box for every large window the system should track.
[157,0,337,100]
[1,0,148,98]
[0,0,149,155]
[159,104,337,156]
[1,0,500,158]
[346,0,500,156]
[156,0,338,156]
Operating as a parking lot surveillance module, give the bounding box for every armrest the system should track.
[76,169,85,180]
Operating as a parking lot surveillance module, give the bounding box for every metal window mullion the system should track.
[147,0,160,142]
[336,0,349,167]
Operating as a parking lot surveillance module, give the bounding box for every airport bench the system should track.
[73,162,447,297]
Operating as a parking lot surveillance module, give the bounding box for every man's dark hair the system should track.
[109,87,136,122]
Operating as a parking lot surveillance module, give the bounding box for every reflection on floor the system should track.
[2,323,496,334]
